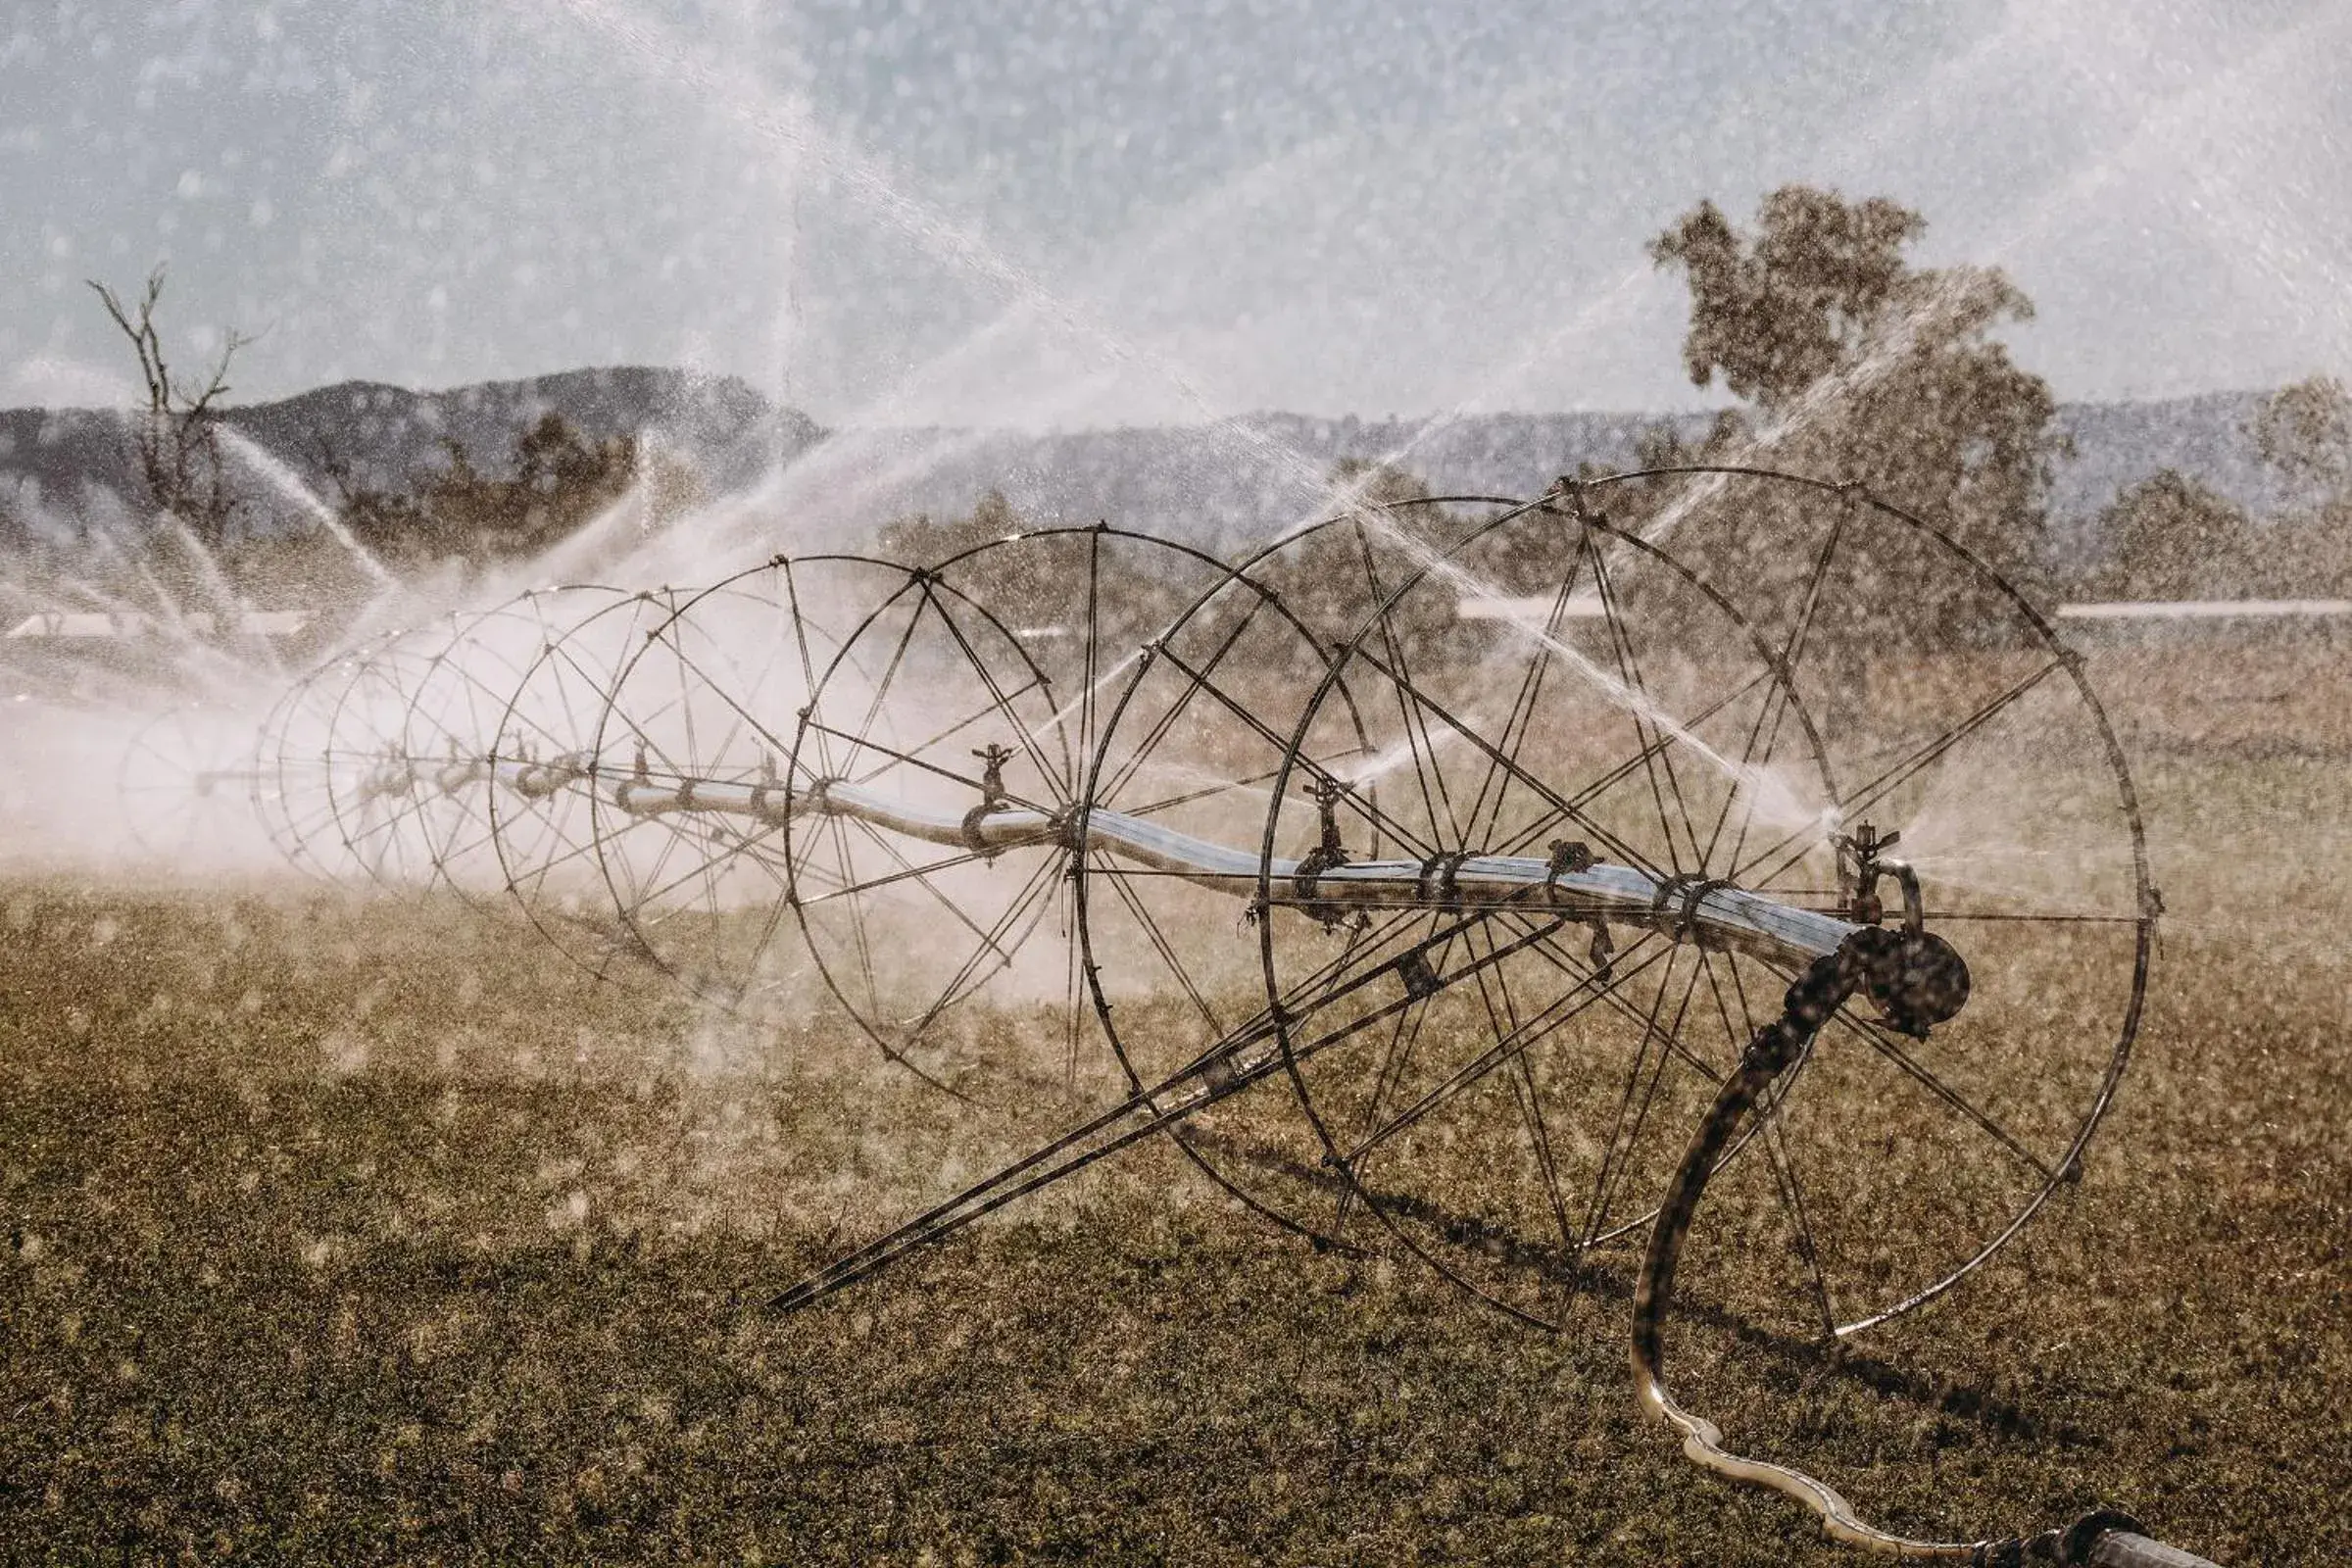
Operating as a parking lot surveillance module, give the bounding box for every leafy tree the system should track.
[2249,375,2352,508]
[2090,470,2259,601]
[444,413,635,563]
[2246,375,2352,596]
[2085,381,2352,604]
[1644,185,2066,635]
[1650,192,1928,410]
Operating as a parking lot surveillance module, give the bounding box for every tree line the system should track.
[40,197,2352,625]
[877,184,2351,632]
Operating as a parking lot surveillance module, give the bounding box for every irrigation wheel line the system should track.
[250,629,412,885]
[388,588,634,917]
[487,585,696,985]
[115,701,268,866]
[1250,483,1847,1331]
[158,472,2188,1561]
[585,555,941,1031]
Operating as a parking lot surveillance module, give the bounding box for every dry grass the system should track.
[2,652,2346,1565]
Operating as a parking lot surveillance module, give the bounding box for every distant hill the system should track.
[0,367,2284,561]
[0,367,820,538]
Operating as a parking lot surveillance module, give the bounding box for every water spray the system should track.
[76,467,2211,1563]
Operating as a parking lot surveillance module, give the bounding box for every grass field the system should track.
[4,684,2347,1563]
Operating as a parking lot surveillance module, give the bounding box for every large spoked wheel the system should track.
[253,634,406,884]
[1592,467,2155,1339]
[1071,496,1573,1242]
[489,587,688,982]
[1249,490,1837,1328]
[393,588,632,912]
[1253,470,2151,1341]
[116,703,269,869]
[781,526,1309,1102]
[589,558,913,1021]
[311,628,451,889]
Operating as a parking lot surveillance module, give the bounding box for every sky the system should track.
[3,0,2348,426]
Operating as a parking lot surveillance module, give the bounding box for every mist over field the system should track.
[3,3,2348,1565]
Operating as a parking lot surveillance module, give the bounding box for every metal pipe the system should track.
[471,757,1861,970]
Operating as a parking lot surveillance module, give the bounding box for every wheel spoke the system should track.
[1465,919,1580,1254]
[1707,503,1847,874]
[1493,668,1774,860]
[1738,658,2066,889]
[1333,919,1453,1233]
[1120,760,1303,821]
[1585,943,1707,1246]
[1348,518,1463,850]
[1327,632,1670,877]
[1465,536,1592,853]
[1099,592,1272,803]
[1586,519,1693,874]
[1741,954,2061,1188]
[1152,642,1444,862]
[848,674,1049,787]
[1096,860,1227,1042]
[841,814,1029,961]
[894,851,1066,1046]
[1342,931,1664,1168]
[795,843,1004,909]
[800,717,1056,815]
[919,583,1068,808]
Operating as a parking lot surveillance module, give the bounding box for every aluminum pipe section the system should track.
[494,760,1859,971]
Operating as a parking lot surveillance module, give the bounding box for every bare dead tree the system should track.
[87,268,255,554]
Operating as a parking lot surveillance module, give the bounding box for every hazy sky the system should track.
[4,0,2348,424]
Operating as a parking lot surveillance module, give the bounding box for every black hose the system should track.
[1628,932,2221,1568]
